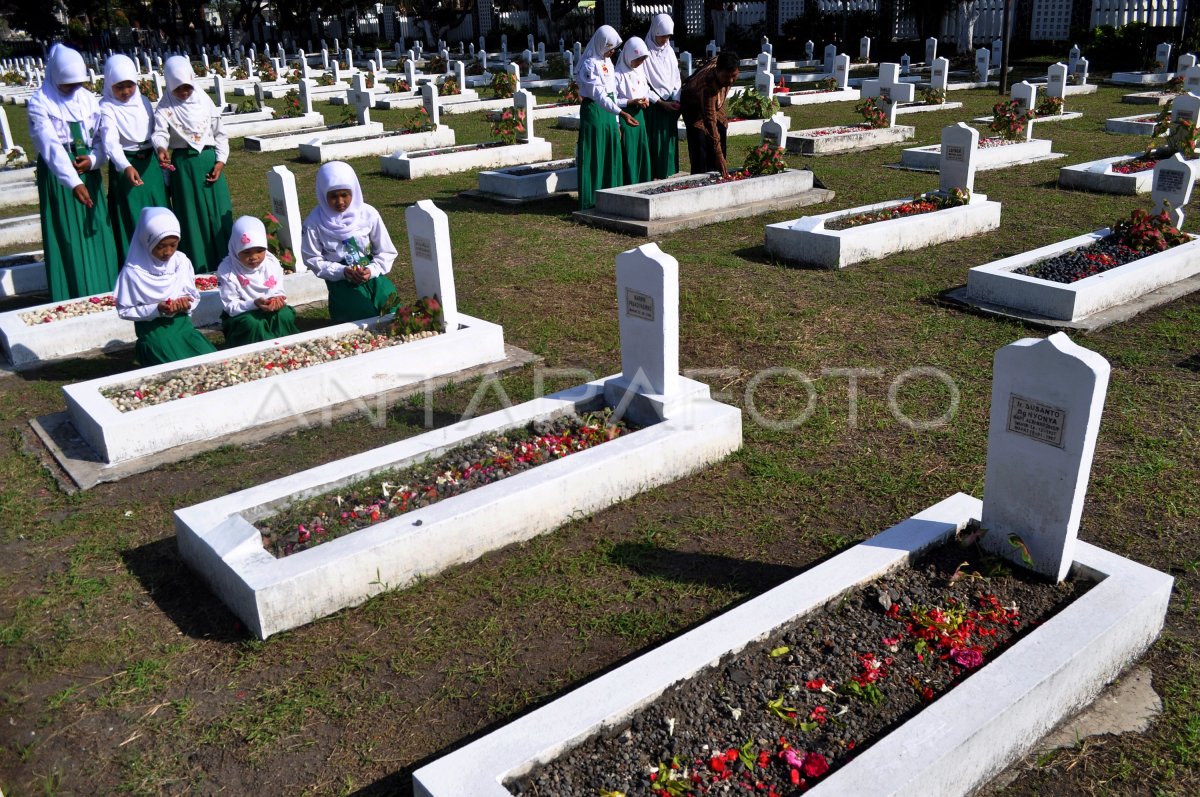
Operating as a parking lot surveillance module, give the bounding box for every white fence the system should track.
[1091,0,1181,28]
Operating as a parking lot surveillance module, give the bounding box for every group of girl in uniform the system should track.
[32,45,398,367]
[575,14,682,209]
[113,160,397,366]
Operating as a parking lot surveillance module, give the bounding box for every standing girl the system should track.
[643,14,683,179]
[217,216,299,346]
[100,53,169,263]
[575,26,638,209]
[27,44,118,300]
[300,161,398,324]
[114,206,218,366]
[153,55,233,274]
[614,37,653,185]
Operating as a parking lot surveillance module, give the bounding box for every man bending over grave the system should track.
[681,50,740,177]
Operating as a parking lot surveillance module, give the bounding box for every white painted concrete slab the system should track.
[477,159,577,199]
[243,121,385,153]
[298,126,455,162]
[380,139,553,178]
[765,194,1001,268]
[175,375,742,639]
[787,124,915,155]
[63,313,507,464]
[412,492,1172,797]
[0,214,40,247]
[899,138,1062,172]
[966,230,1200,321]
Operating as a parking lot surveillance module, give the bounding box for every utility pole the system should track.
[999,0,1012,95]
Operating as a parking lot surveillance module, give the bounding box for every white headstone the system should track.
[348,72,374,125]
[1068,43,1081,75]
[706,41,718,60]
[537,42,545,62]
[213,73,226,108]
[244,56,253,76]
[405,200,458,333]
[755,68,775,99]
[321,48,329,70]
[479,35,486,54]
[469,43,476,57]
[1012,80,1038,118]
[266,165,305,271]
[756,51,771,73]
[527,33,534,52]
[930,56,949,92]
[221,56,230,75]
[299,51,310,78]
[481,51,489,70]
[152,72,164,100]
[939,121,979,194]
[1151,152,1195,227]
[975,48,991,82]
[1045,62,1068,102]
[805,40,814,61]
[143,53,152,74]
[513,88,535,140]
[1074,56,1089,85]
[421,81,440,128]
[823,44,836,74]
[521,48,532,74]
[501,34,508,54]
[253,80,265,108]
[1184,65,1200,93]
[680,52,693,78]
[0,106,13,151]
[613,243,679,402]
[900,53,910,76]
[862,62,914,125]
[506,60,520,88]
[832,54,850,90]
[1156,42,1172,71]
[375,48,383,70]
[981,333,1111,582]
[859,37,870,62]
[759,112,790,150]
[453,60,466,88]
[992,38,1003,67]
[298,77,314,114]
[404,58,416,85]
[925,37,937,64]
[1177,53,1197,73]
[201,52,210,69]
[1169,91,1200,127]
[573,42,582,62]
[566,51,574,75]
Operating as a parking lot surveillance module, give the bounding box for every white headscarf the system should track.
[576,25,622,83]
[643,15,681,100]
[115,207,199,308]
[218,216,286,302]
[30,44,97,132]
[157,55,218,151]
[101,54,153,146]
[615,37,651,102]
[307,161,373,242]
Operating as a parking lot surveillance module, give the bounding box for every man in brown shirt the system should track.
[681,51,740,177]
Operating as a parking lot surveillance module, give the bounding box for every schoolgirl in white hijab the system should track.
[115,207,218,364]
[115,207,201,320]
[151,55,233,275]
[614,37,653,185]
[100,53,169,262]
[575,26,638,208]
[27,43,119,300]
[643,14,682,104]
[641,14,683,180]
[301,161,399,323]
[217,216,300,345]
[614,37,652,108]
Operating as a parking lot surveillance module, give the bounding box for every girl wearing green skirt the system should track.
[115,207,218,366]
[643,14,683,179]
[217,215,299,347]
[27,44,118,300]
[153,56,233,274]
[300,161,398,324]
[100,54,169,263]
[575,26,639,209]
[614,37,653,186]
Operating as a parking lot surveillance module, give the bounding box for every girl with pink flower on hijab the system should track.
[217,216,299,346]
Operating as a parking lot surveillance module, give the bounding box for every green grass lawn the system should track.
[0,62,1197,796]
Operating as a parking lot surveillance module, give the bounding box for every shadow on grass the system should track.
[11,350,139,383]
[121,535,247,643]
[350,545,855,797]
[738,244,835,272]
[1179,353,1200,372]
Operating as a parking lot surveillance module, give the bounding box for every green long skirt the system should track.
[168,147,233,274]
[620,105,652,186]
[222,305,300,348]
[327,275,397,324]
[37,157,119,301]
[643,102,680,180]
[577,100,623,210]
[108,152,170,264]
[133,313,217,366]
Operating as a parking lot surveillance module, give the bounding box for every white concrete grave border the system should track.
[0,249,45,298]
[1058,152,1200,195]
[412,491,1172,797]
[470,158,578,203]
[962,230,1200,324]
[787,123,915,155]
[897,138,1063,173]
